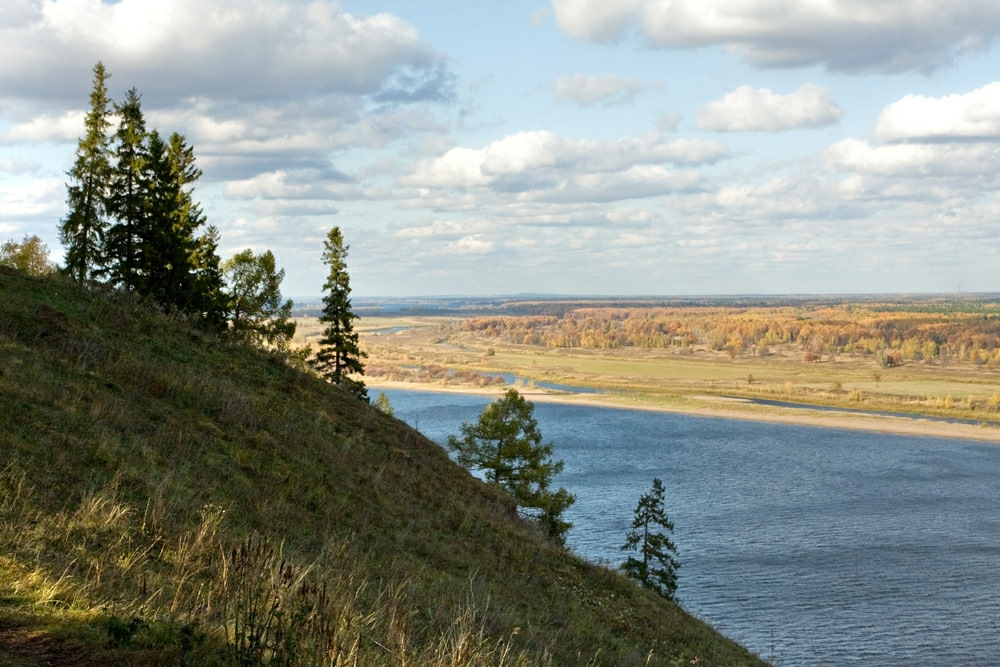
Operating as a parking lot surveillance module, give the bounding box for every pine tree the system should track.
[60,62,112,282]
[621,477,680,600]
[311,226,367,399]
[103,88,149,290]
[447,388,575,543]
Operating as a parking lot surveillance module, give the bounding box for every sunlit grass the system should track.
[0,268,763,666]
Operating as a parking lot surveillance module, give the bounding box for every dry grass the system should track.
[0,268,763,666]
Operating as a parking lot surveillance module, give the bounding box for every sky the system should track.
[4,1,1000,297]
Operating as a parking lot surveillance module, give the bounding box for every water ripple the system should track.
[383,389,1000,666]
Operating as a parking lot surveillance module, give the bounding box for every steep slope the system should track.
[0,267,764,666]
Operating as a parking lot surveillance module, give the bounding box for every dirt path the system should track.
[0,619,97,667]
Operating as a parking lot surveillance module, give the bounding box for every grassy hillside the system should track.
[0,267,764,666]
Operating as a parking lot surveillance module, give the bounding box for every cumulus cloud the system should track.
[826,138,1000,181]
[822,82,1000,200]
[395,130,729,216]
[874,82,1000,143]
[0,157,42,175]
[550,0,645,43]
[0,1,453,189]
[0,0,445,105]
[0,177,64,223]
[405,131,728,190]
[551,0,1000,73]
[225,169,364,201]
[554,74,646,107]
[1,111,85,143]
[697,84,843,132]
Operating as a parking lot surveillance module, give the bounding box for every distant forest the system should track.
[457,302,1000,367]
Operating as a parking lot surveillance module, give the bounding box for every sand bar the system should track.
[368,379,1000,443]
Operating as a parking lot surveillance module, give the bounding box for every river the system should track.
[380,388,1000,666]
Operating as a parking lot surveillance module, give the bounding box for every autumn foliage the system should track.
[459,304,1000,366]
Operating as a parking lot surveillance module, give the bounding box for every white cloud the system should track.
[0,0,444,104]
[225,170,364,201]
[551,0,1000,73]
[697,84,843,132]
[251,201,339,217]
[1,111,85,143]
[0,1,453,188]
[611,232,653,248]
[0,177,64,222]
[825,138,1000,180]
[395,130,728,216]
[0,157,42,175]
[550,0,645,43]
[442,235,494,255]
[393,219,494,240]
[874,82,1000,143]
[538,165,703,203]
[554,74,646,107]
[404,130,729,192]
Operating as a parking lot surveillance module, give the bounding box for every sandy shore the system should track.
[368,379,1000,443]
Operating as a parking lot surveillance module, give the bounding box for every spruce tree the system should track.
[166,132,207,261]
[311,226,367,399]
[166,132,226,325]
[191,225,229,331]
[60,67,226,329]
[138,130,219,318]
[142,129,183,304]
[60,62,112,282]
[621,477,680,600]
[103,88,149,290]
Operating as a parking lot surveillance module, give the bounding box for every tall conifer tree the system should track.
[191,225,228,331]
[311,226,367,399]
[60,62,112,282]
[142,129,183,304]
[621,477,680,600]
[104,88,149,290]
[166,132,224,322]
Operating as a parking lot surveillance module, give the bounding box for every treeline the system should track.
[460,306,1000,366]
[56,63,368,398]
[58,62,295,348]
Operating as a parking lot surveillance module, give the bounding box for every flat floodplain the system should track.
[309,297,1000,441]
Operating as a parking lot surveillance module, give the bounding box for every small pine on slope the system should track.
[0,266,764,667]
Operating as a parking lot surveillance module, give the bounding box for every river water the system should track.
[380,388,1000,666]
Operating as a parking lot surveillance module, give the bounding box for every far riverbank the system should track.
[367,378,1000,443]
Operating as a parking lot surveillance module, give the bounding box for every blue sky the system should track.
[4,0,1000,296]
